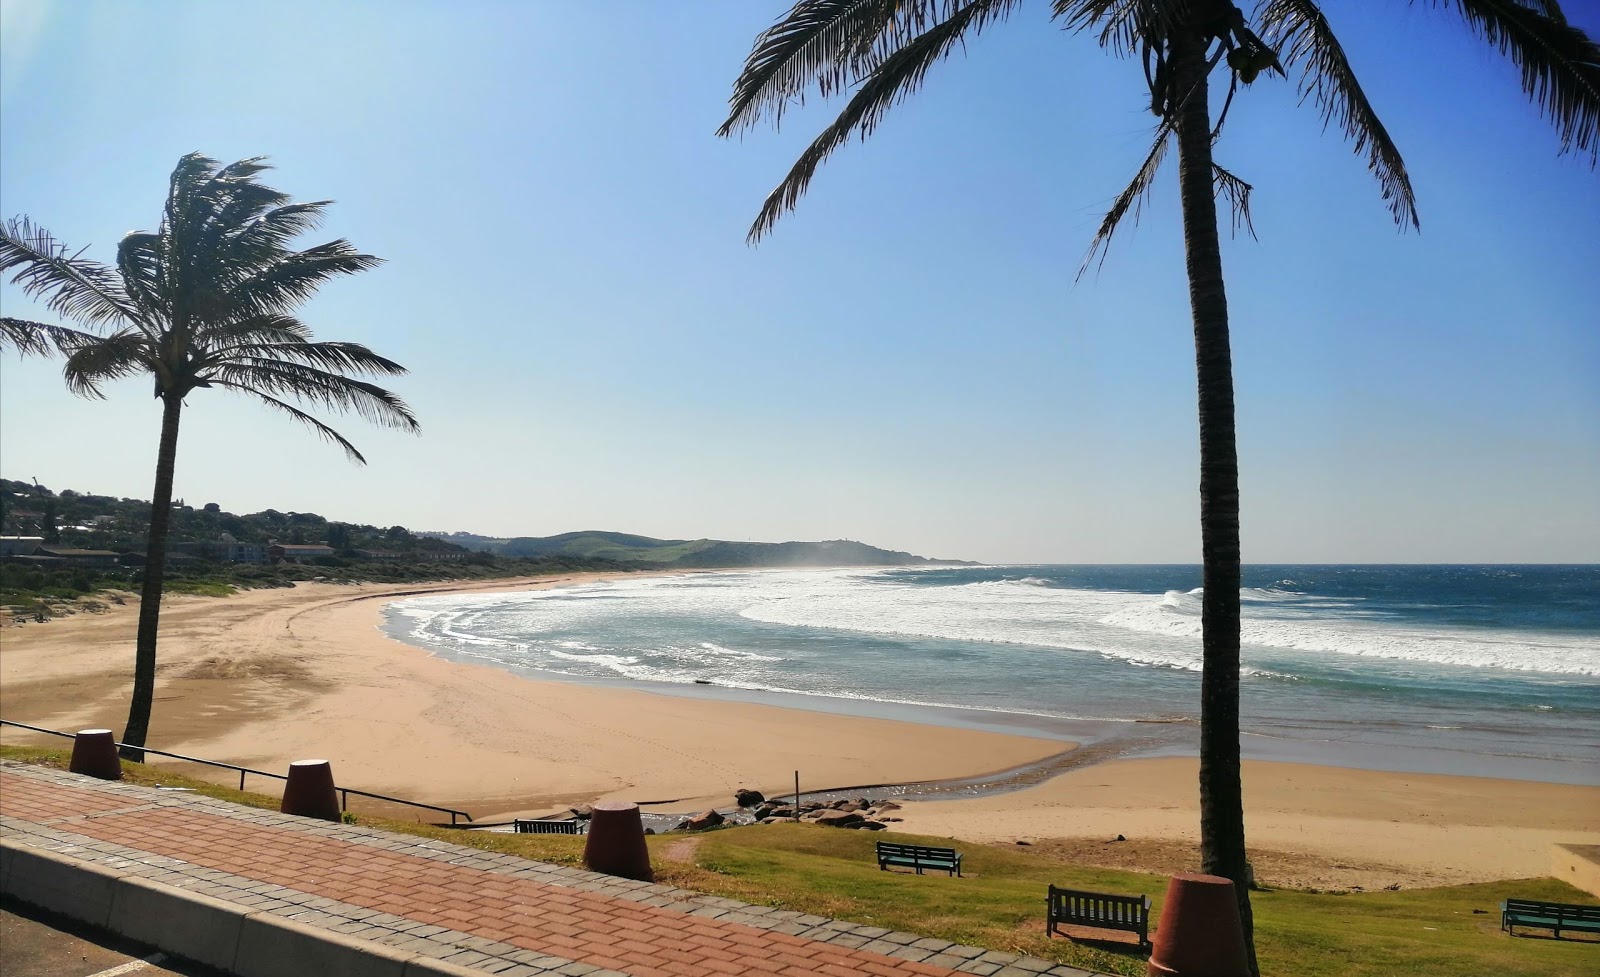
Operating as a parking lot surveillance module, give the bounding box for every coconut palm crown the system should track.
[0,152,418,759]
[720,2,1598,972]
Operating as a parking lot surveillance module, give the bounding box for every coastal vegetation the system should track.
[428,528,965,567]
[1,745,1589,977]
[0,477,631,615]
[0,154,418,760]
[719,3,1600,968]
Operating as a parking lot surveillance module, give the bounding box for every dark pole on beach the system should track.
[794,771,800,822]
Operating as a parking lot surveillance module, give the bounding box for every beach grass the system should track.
[3,747,1592,977]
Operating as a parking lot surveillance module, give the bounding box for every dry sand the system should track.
[0,574,1062,817]
[4,573,1596,890]
[891,756,1600,890]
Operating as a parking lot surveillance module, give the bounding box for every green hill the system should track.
[421,530,969,568]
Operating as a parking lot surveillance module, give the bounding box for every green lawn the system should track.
[3,747,1592,976]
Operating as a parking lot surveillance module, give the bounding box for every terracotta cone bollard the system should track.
[582,800,653,882]
[1147,873,1251,977]
[69,729,122,780]
[279,759,341,822]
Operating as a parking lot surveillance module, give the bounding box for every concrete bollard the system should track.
[1147,872,1250,977]
[582,800,653,882]
[279,759,341,822]
[68,729,122,781]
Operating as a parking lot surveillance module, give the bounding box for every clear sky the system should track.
[2,0,1596,564]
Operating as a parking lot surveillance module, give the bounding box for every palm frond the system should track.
[226,242,384,317]
[206,360,419,432]
[1426,0,1600,164]
[1260,0,1418,228]
[1212,161,1257,238]
[1078,122,1172,279]
[210,381,369,464]
[0,316,101,357]
[721,1,964,135]
[747,0,1023,241]
[1519,0,1567,26]
[1056,0,1177,56]
[62,331,155,398]
[114,231,168,328]
[0,217,135,328]
[196,313,314,350]
[218,340,409,377]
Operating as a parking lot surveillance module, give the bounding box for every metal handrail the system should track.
[0,718,473,825]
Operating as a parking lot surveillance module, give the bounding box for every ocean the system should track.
[381,565,1600,786]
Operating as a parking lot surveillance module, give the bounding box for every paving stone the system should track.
[0,760,1111,977]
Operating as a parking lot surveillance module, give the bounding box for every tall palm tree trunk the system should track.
[1169,28,1257,976]
[120,393,183,761]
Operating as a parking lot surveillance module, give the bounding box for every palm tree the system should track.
[720,2,1598,969]
[0,153,418,761]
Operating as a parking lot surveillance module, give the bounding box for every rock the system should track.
[1015,840,1031,846]
[1115,834,1126,841]
[570,804,594,820]
[876,801,902,812]
[852,797,871,808]
[765,806,796,819]
[674,820,690,831]
[685,809,725,831]
[830,799,854,810]
[644,828,655,835]
[735,788,765,807]
[1384,883,1402,891]
[858,820,888,831]
[813,810,865,828]
[878,816,902,823]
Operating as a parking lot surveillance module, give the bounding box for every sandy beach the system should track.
[3,573,1597,890]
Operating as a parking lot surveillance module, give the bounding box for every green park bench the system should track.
[1501,898,1600,939]
[875,841,963,876]
[1047,885,1152,947]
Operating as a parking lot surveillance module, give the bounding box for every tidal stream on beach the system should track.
[384,565,1600,790]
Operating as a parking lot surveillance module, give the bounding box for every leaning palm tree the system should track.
[721,2,1598,969]
[0,153,418,761]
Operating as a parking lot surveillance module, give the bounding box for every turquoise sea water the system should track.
[382,565,1600,785]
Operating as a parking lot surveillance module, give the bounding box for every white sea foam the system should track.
[388,567,1600,681]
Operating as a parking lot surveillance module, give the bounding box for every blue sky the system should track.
[2,0,1596,563]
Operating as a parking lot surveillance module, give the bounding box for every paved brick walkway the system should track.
[0,762,1101,977]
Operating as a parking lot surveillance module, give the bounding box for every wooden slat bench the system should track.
[1047,885,1151,947]
[513,818,585,835]
[1501,898,1600,939]
[876,841,962,877]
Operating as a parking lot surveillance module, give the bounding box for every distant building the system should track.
[226,542,268,564]
[31,546,120,567]
[352,549,404,561]
[0,535,45,557]
[168,535,269,564]
[268,543,336,564]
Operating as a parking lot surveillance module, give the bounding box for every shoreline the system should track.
[0,571,1069,813]
[3,571,1597,889]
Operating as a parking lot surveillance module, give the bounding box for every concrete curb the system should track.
[0,840,486,977]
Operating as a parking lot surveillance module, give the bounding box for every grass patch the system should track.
[161,579,239,597]
[3,747,1592,976]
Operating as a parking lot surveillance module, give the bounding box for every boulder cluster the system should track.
[675,789,906,832]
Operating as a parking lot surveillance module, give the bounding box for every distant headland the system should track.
[417,530,974,569]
